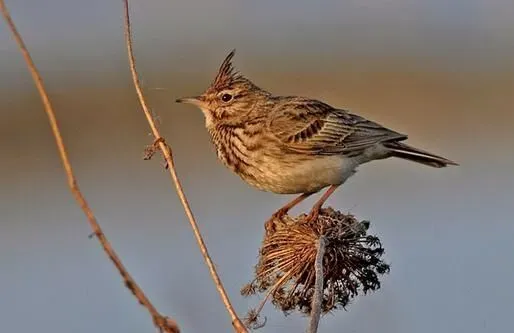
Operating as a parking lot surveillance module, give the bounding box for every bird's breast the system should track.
[208,125,265,184]
[250,154,359,194]
[209,125,362,194]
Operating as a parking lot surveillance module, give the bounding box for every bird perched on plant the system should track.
[176,50,457,227]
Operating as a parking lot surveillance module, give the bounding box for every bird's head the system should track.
[176,50,269,127]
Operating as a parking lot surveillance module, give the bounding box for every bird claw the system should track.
[264,219,276,235]
[302,207,321,224]
[273,208,289,220]
[265,208,288,235]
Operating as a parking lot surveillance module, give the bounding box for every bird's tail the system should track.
[384,142,458,168]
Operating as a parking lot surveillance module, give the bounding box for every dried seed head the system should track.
[242,207,389,316]
[243,308,267,330]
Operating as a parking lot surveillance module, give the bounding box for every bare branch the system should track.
[0,1,180,332]
[121,1,247,332]
[308,236,326,333]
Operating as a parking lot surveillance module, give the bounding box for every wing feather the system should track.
[267,98,407,155]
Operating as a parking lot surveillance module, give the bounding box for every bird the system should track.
[176,50,457,228]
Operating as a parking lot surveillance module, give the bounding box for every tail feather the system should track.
[384,142,458,168]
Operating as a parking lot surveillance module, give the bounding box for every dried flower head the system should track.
[242,207,389,317]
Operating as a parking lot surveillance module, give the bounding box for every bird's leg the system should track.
[304,185,340,223]
[273,192,315,218]
[265,192,315,233]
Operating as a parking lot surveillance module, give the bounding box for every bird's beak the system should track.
[175,96,204,107]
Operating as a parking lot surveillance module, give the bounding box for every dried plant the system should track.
[242,207,390,328]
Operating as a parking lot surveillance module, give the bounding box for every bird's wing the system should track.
[267,98,407,155]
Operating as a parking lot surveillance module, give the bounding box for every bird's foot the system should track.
[302,205,321,224]
[265,208,289,235]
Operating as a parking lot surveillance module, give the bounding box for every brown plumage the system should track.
[176,50,458,223]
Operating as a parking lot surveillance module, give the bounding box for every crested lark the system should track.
[176,50,457,226]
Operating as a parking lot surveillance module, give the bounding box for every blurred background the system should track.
[1,0,513,332]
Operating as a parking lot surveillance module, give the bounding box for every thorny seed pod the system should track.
[242,207,389,326]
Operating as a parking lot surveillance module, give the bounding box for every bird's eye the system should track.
[221,93,233,102]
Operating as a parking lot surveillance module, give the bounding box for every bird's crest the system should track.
[212,49,243,89]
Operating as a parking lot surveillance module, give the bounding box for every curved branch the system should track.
[121,1,246,332]
[0,1,180,333]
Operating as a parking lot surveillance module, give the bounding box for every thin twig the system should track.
[0,1,180,333]
[121,1,247,332]
[308,236,326,333]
